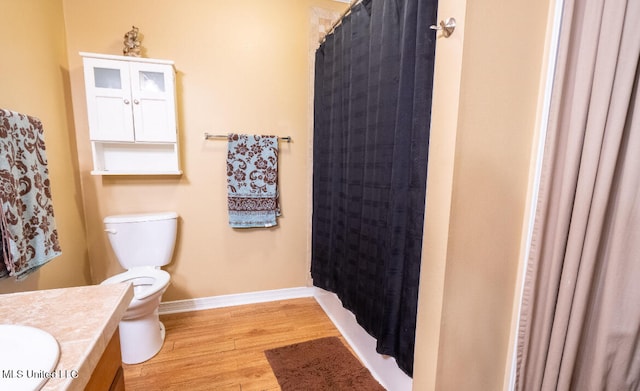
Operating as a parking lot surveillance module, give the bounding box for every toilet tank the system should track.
[104,212,178,269]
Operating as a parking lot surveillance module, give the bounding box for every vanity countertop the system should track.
[0,283,133,390]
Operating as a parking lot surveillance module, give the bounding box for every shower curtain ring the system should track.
[429,17,456,38]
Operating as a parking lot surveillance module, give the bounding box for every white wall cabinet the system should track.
[81,52,181,175]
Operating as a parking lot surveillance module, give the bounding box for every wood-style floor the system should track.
[122,297,343,390]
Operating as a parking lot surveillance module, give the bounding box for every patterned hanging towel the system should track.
[0,109,61,279]
[226,134,280,228]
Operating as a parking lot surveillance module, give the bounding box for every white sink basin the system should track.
[0,324,60,391]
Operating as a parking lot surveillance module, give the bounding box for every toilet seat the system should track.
[102,268,170,301]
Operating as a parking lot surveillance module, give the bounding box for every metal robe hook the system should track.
[430,17,456,38]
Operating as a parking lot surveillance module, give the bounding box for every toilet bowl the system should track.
[100,212,178,364]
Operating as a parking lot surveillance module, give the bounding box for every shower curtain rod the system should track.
[320,0,363,44]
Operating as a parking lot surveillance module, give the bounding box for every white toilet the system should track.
[100,212,178,364]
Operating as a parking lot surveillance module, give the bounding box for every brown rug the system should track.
[264,336,386,391]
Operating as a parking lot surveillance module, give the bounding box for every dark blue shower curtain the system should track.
[311,0,437,377]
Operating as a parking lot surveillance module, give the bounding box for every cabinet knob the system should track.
[124,99,130,104]
[134,99,140,105]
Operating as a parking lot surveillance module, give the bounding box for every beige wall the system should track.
[0,0,92,293]
[61,0,346,301]
[413,0,553,390]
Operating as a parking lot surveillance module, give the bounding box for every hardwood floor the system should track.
[122,297,343,390]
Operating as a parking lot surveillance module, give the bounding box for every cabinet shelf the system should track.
[90,141,180,174]
[91,170,183,176]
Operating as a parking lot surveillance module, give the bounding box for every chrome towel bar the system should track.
[204,132,292,143]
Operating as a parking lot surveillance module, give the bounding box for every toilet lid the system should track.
[101,268,170,300]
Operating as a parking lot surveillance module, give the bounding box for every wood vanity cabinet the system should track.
[85,328,126,391]
[80,52,181,175]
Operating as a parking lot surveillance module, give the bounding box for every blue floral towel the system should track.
[226,134,280,228]
[0,109,61,279]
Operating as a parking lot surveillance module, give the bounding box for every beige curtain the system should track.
[516,0,640,390]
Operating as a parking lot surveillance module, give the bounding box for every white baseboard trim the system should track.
[313,287,413,391]
[158,286,412,391]
[159,287,315,315]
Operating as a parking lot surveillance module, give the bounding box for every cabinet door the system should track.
[130,62,177,143]
[83,58,135,142]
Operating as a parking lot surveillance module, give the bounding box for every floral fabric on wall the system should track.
[226,134,280,228]
[0,109,61,279]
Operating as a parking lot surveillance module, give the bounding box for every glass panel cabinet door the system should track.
[82,58,135,142]
[94,68,122,89]
[139,71,165,92]
[129,63,177,143]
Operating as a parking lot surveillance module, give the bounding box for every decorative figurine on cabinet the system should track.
[123,26,141,57]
